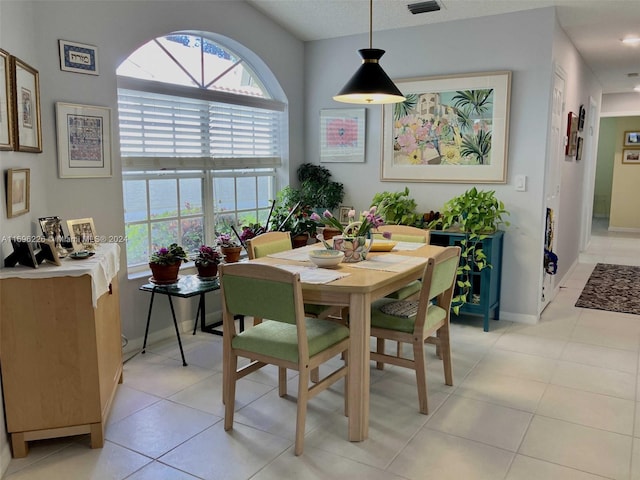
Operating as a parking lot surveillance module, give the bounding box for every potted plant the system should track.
[191,245,221,279]
[428,187,509,313]
[296,163,345,212]
[216,233,242,263]
[371,187,420,226]
[149,243,188,284]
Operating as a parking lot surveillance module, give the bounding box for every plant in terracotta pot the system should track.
[149,243,188,284]
[289,207,317,248]
[192,245,221,279]
[216,233,242,263]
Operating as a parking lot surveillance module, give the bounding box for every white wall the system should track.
[305,8,565,321]
[602,92,640,116]
[0,1,304,471]
[551,18,603,283]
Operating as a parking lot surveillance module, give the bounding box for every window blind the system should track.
[118,88,283,170]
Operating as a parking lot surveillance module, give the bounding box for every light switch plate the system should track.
[515,174,527,192]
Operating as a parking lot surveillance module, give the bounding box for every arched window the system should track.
[117,32,286,273]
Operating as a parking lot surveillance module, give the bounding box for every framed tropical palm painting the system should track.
[381,71,511,183]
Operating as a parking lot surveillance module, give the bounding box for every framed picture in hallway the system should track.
[381,71,511,183]
[622,148,640,164]
[623,131,640,147]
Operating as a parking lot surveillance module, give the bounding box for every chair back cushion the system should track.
[222,270,298,324]
[428,255,460,299]
[253,238,292,258]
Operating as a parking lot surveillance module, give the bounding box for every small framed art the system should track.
[59,40,99,75]
[12,56,42,153]
[67,217,97,244]
[6,168,30,218]
[0,49,14,151]
[56,102,112,178]
[320,108,366,163]
[565,112,578,157]
[623,131,640,147]
[622,149,640,164]
[339,206,354,224]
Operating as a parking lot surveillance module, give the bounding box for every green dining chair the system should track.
[370,245,460,414]
[219,262,350,455]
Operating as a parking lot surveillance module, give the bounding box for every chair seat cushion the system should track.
[232,318,349,363]
[303,303,331,317]
[371,298,447,334]
[385,280,422,300]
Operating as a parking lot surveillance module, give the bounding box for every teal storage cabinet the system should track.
[429,230,504,332]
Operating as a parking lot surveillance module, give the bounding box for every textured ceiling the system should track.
[246,0,640,94]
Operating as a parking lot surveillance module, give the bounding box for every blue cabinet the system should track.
[429,230,504,332]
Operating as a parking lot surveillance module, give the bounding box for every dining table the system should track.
[251,240,447,441]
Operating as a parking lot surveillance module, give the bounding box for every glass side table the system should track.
[139,275,244,366]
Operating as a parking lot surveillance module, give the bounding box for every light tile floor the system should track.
[4,219,640,480]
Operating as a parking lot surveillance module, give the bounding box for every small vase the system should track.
[196,263,218,279]
[221,246,242,263]
[332,235,370,263]
[149,261,181,284]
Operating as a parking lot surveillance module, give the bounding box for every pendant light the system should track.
[333,0,405,104]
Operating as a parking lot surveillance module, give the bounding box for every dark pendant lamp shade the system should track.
[333,49,405,104]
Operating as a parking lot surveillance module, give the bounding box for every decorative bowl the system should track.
[308,249,344,268]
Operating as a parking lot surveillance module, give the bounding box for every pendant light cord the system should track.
[369,0,373,49]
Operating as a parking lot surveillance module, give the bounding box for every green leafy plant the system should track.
[371,187,420,226]
[429,187,509,314]
[296,163,345,211]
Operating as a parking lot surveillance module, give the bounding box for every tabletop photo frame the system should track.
[12,56,42,153]
[0,49,14,151]
[6,168,30,218]
[382,71,511,183]
[67,217,97,244]
[56,102,112,178]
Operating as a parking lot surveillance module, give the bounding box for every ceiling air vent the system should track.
[407,1,440,15]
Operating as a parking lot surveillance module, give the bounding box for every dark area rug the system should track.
[575,263,640,315]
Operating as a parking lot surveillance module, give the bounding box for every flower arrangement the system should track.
[192,245,221,267]
[216,233,240,248]
[149,243,188,265]
[311,207,388,239]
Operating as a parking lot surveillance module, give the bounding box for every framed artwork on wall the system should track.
[6,168,30,218]
[320,108,366,163]
[576,136,584,161]
[12,56,42,153]
[381,71,511,183]
[622,148,640,164]
[623,131,640,147]
[0,49,14,151]
[566,112,578,157]
[56,102,112,178]
[59,40,99,75]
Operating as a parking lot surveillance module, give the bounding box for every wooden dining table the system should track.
[252,241,447,441]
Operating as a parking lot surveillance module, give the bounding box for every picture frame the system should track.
[622,148,640,164]
[623,131,640,147]
[566,112,578,157]
[576,136,584,161]
[56,102,112,178]
[58,39,99,75]
[67,217,97,244]
[0,49,14,151]
[6,168,30,218]
[339,205,354,225]
[37,239,62,266]
[320,108,366,163]
[382,71,511,183]
[577,104,586,131]
[38,216,73,248]
[12,56,42,153]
